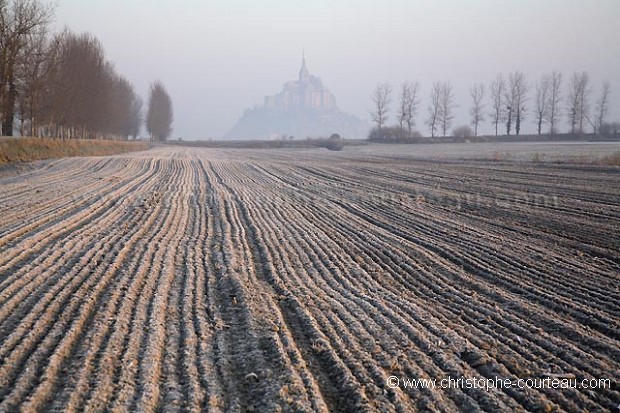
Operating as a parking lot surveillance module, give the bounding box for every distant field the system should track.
[0,144,618,412]
[349,141,620,163]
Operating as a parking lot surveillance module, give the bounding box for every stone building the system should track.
[226,56,367,140]
[264,55,337,111]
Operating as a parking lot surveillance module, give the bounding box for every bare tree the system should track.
[546,70,562,134]
[0,0,53,135]
[426,82,441,138]
[595,80,611,135]
[567,74,579,134]
[438,82,455,137]
[567,71,591,134]
[396,81,419,139]
[370,83,391,130]
[534,74,550,135]
[147,80,173,141]
[129,95,143,139]
[469,83,484,136]
[489,73,506,136]
[505,71,528,136]
[396,82,408,137]
[51,32,108,139]
[406,81,420,137]
[15,30,50,136]
[577,73,591,133]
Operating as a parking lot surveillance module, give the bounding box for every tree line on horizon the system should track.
[0,0,173,141]
[370,70,616,141]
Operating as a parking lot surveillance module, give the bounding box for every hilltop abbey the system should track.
[264,54,337,111]
[226,55,366,140]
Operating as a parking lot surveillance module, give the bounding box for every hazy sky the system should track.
[50,0,620,139]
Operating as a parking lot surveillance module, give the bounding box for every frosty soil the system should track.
[0,145,618,412]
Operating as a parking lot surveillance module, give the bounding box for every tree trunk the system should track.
[2,76,17,136]
[506,110,512,136]
[550,111,555,135]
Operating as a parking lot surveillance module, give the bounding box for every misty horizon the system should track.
[49,0,620,140]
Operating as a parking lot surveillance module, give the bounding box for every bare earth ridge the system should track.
[0,145,618,412]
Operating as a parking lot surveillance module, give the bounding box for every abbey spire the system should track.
[299,50,310,83]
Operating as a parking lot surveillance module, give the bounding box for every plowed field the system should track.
[1,145,618,412]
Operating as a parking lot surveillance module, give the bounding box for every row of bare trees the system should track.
[22,30,144,140]
[370,70,614,140]
[489,71,612,136]
[1,0,173,141]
